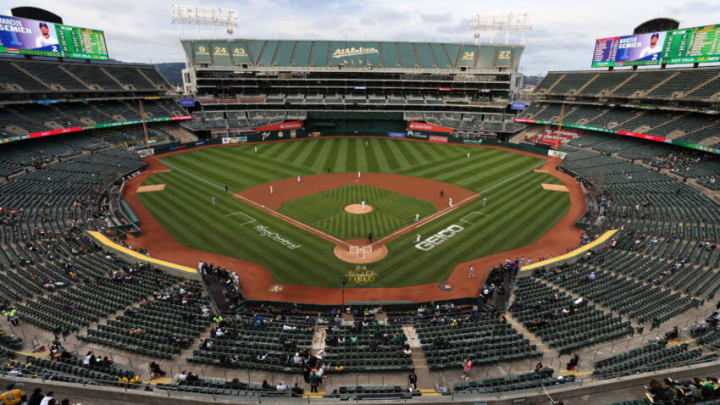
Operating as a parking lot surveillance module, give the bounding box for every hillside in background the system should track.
[155,63,185,86]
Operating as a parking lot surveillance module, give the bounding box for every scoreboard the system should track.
[592,23,720,67]
[0,14,108,60]
[57,25,108,60]
[662,24,720,64]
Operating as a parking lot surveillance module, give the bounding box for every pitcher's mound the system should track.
[345,204,373,214]
[334,244,388,264]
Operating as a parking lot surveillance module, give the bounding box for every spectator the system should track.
[291,382,304,397]
[462,357,472,380]
[566,354,579,371]
[149,362,166,379]
[647,379,671,402]
[39,391,55,405]
[27,388,43,405]
[0,384,24,405]
[310,370,321,393]
[409,372,418,390]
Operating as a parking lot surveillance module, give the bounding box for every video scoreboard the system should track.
[662,24,720,64]
[592,23,720,67]
[0,14,108,60]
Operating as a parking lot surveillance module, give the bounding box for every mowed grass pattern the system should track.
[278,185,437,240]
[137,138,570,288]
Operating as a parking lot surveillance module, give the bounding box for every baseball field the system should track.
[133,137,571,289]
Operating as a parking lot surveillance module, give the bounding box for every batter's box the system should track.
[460,211,490,224]
[225,210,257,225]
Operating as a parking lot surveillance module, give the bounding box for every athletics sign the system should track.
[346,265,377,285]
[415,224,465,251]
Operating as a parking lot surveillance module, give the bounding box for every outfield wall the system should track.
[145,132,552,158]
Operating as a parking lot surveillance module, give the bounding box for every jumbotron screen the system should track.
[0,14,108,60]
[591,23,720,67]
[663,24,720,64]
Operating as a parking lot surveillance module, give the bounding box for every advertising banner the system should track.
[179,98,195,107]
[222,136,249,144]
[255,121,303,132]
[511,101,527,110]
[387,132,406,138]
[548,150,567,159]
[407,121,454,134]
[407,131,428,140]
[136,148,155,158]
[428,135,449,143]
[514,117,720,155]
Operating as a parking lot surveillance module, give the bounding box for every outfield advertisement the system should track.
[221,136,249,144]
[407,121,454,134]
[428,135,449,143]
[0,115,192,145]
[515,117,720,155]
[255,121,303,132]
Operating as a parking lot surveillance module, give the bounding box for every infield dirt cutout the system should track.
[136,184,166,193]
[344,203,374,214]
[541,183,569,192]
[334,239,388,264]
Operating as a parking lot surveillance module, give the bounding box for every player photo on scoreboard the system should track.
[616,32,667,64]
[0,15,61,55]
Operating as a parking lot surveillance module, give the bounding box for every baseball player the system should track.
[468,265,475,279]
[211,196,216,206]
[415,213,420,222]
[449,197,453,207]
[482,197,487,207]
[270,185,273,194]
[297,175,301,183]
[416,234,421,243]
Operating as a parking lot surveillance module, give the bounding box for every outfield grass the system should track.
[278,185,437,240]
[137,138,570,288]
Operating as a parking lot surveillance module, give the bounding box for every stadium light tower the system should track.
[471,13,532,45]
[170,5,238,39]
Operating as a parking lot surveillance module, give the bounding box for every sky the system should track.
[4,0,720,75]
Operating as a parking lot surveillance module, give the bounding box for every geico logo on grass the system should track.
[414,225,464,251]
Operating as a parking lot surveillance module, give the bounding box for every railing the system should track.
[2,358,720,404]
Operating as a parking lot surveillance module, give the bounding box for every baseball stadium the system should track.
[0,4,719,405]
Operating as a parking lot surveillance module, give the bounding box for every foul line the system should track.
[158,156,549,250]
[233,194,351,248]
[160,160,350,247]
[370,158,548,249]
[371,193,481,248]
[162,160,259,225]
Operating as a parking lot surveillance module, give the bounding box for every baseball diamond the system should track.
[128,137,576,292]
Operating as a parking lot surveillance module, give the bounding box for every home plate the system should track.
[541,183,569,192]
